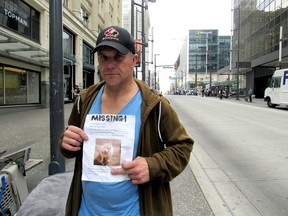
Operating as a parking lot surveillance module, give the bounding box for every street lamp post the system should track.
[236,6,240,100]
[279,26,283,68]
[184,66,188,91]
[154,54,160,90]
[131,0,157,83]
[200,31,212,88]
[195,54,198,88]
[141,0,146,82]
[278,26,288,68]
[230,5,241,100]
[131,0,146,82]
[49,0,65,175]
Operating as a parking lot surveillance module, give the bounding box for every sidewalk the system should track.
[226,96,266,107]
[203,95,267,108]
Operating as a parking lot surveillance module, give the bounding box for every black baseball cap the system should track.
[93,26,136,54]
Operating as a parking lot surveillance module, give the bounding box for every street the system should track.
[167,95,288,216]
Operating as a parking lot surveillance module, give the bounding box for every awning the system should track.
[0,29,49,67]
[217,63,251,75]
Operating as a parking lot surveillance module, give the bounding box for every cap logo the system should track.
[103,28,120,41]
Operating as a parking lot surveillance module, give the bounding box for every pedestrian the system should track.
[59,26,194,216]
[72,85,80,101]
[219,86,224,100]
[248,88,253,102]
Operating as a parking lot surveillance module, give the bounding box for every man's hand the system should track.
[62,125,88,151]
[111,156,149,184]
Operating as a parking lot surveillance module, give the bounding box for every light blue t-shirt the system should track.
[78,85,142,216]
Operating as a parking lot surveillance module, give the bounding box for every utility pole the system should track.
[49,0,65,175]
[154,54,160,90]
[141,0,146,83]
[195,54,198,88]
[200,31,212,88]
[279,25,283,69]
[131,0,147,83]
[236,6,240,100]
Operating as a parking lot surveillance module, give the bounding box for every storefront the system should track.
[0,65,40,105]
[0,0,98,108]
[0,0,48,107]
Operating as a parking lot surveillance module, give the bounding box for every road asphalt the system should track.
[0,96,269,216]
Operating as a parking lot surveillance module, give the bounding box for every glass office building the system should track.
[229,0,288,97]
[189,30,219,74]
[186,30,230,88]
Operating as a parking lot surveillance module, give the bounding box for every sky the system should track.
[148,0,233,66]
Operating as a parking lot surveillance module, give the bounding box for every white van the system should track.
[264,68,288,108]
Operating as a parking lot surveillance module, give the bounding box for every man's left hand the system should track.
[111,156,149,184]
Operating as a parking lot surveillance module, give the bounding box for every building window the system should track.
[99,0,104,18]
[63,0,68,7]
[63,29,74,58]
[272,76,281,88]
[81,7,89,26]
[83,43,94,65]
[0,65,40,105]
[109,3,113,19]
[0,67,3,104]
[82,42,95,88]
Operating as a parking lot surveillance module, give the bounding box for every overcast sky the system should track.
[148,0,232,66]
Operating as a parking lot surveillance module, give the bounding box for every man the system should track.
[248,88,253,102]
[60,26,194,216]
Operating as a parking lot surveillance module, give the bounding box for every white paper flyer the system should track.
[82,114,135,182]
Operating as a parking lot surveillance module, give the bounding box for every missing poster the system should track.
[82,114,135,182]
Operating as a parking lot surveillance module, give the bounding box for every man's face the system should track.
[97,47,138,87]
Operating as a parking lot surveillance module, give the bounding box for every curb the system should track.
[189,146,232,216]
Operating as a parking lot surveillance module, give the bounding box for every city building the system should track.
[219,0,288,98]
[175,29,230,93]
[174,39,188,93]
[0,0,122,108]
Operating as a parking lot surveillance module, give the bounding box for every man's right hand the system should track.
[62,125,88,151]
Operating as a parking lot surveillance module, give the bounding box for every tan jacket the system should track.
[59,78,194,216]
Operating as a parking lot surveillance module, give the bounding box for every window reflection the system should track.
[0,68,3,105]
[0,66,40,105]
